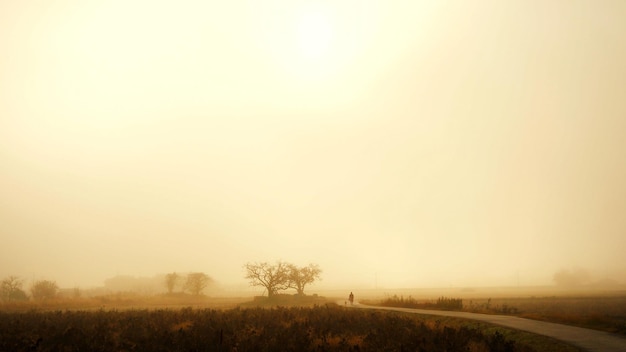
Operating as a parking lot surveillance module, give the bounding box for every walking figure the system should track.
[349,292,354,305]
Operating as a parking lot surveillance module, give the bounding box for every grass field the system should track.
[360,289,626,336]
[4,288,622,351]
[0,295,248,313]
[467,295,626,335]
[0,300,582,352]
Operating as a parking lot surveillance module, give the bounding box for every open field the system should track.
[0,293,250,313]
[463,295,626,335]
[0,301,581,352]
[355,287,626,336]
[3,288,624,351]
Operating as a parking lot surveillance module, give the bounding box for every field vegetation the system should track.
[0,302,581,352]
[1,274,616,351]
[467,295,626,335]
[365,293,626,336]
[0,292,249,313]
[375,295,463,310]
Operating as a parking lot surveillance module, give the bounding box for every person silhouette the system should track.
[349,292,354,305]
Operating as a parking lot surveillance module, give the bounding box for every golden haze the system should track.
[1,0,625,290]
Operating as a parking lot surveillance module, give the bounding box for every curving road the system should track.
[338,301,626,352]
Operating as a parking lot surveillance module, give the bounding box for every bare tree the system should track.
[1,276,28,301]
[288,263,322,295]
[164,272,180,294]
[183,272,212,295]
[31,280,59,300]
[244,261,291,298]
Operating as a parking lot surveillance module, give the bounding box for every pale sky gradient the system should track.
[1,0,625,290]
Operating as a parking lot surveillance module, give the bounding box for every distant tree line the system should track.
[1,276,59,302]
[243,261,322,297]
[4,262,320,301]
[163,272,213,296]
[2,272,216,302]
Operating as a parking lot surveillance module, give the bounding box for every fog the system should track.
[1,1,625,291]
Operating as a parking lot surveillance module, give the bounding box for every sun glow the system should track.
[282,4,339,81]
[297,9,333,61]
[250,3,340,82]
[247,1,381,85]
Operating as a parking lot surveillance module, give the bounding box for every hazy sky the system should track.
[2,0,625,290]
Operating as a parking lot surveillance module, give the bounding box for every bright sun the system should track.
[250,2,374,82]
[252,3,339,81]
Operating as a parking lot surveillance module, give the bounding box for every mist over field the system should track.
[1,0,625,292]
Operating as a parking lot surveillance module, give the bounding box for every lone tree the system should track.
[288,263,322,295]
[244,261,291,298]
[164,272,180,294]
[1,276,28,302]
[30,280,59,300]
[183,272,212,295]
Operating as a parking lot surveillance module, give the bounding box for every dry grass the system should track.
[0,304,579,351]
[468,295,626,335]
[363,291,626,335]
[238,293,329,308]
[0,293,250,312]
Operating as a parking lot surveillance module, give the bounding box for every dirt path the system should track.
[338,301,626,352]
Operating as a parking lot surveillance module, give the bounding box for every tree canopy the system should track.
[244,261,322,297]
[30,280,59,300]
[164,272,180,294]
[288,263,322,295]
[1,276,28,301]
[183,272,212,295]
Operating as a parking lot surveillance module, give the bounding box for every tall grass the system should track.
[378,295,464,310]
[0,304,579,351]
